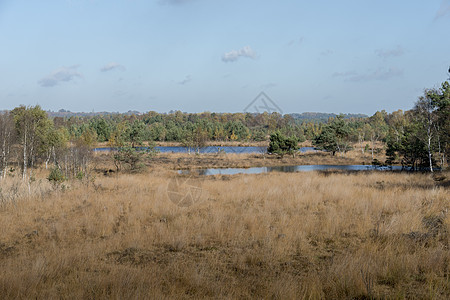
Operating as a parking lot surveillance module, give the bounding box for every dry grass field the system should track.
[0,164,449,299]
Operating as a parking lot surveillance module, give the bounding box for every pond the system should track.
[94,146,318,154]
[179,165,404,176]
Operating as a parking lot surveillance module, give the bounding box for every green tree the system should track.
[113,147,145,171]
[225,121,249,140]
[127,120,146,148]
[12,105,51,179]
[426,81,450,168]
[367,111,389,160]
[61,128,97,179]
[386,113,429,170]
[192,125,209,154]
[413,91,438,171]
[109,121,129,149]
[41,125,68,169]
[149,122,166,141]
[267,131,299,158]
[89,117,111,142]
[251,129,267,142]
[313,115,351,155]
[165,121,183,141]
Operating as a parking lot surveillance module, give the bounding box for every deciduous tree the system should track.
[12,105,51,179]
[0,111,15,179]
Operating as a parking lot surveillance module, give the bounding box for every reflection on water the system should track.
[180,165,404,176]
[94,146,317,154]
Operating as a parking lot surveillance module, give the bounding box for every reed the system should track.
[0,168,448,299]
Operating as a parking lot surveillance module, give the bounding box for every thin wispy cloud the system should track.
[261,82,277,89]
[38,65,82,87]
[376,45,405,59]
[288,37,304,47]
[435,0,450,20]
[333,68,403,82]
[332,71,358,78]
[178,75,192,85]
[320,49,333,56]
[101,62,126,72]
[114,90,127,97]
[222,46,257,63]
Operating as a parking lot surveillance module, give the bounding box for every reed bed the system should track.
[0,169,448,299]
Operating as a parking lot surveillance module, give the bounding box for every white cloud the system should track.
[222,46,257,63]
[38,65,82,87]
[375,45,405,59]
[101,62,126,72]
[333,68,403,82]
[435,0,450,19]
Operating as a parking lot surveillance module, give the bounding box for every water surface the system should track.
[180,165,404,176]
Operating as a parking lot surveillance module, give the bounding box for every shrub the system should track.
[267,131,298,157]
[76,171,84,180]
[48,167,66,183]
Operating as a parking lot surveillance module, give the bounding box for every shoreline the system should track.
[93,150,392,173]
[95,140,270,148]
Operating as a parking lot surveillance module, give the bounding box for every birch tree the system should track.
[414,91,438,172]
[11,105,50,179]
[426,82,449,169]
[0,111,15,179]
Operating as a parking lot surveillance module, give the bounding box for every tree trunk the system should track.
[359,133,364,153]
[52,146,57,165]
[427,125,433,172]
[435,125,444,169]
[1,132,6,180]
[45,150,50,169]
[23,128,27,180]
[29,139,35,179]
[371,134,376,161]
[371,144,374,160]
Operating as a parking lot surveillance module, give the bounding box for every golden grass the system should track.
[0,169,448,299]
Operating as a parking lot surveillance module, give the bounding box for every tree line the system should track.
[0,79,448,178]
[0,106,95,181]
[312,81,449,171]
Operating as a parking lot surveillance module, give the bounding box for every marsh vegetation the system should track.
[0,79,448,299]
[0,166,448,299]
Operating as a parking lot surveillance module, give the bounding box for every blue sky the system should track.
[0,0,449,115]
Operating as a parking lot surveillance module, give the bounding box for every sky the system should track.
[0,0,449,115]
